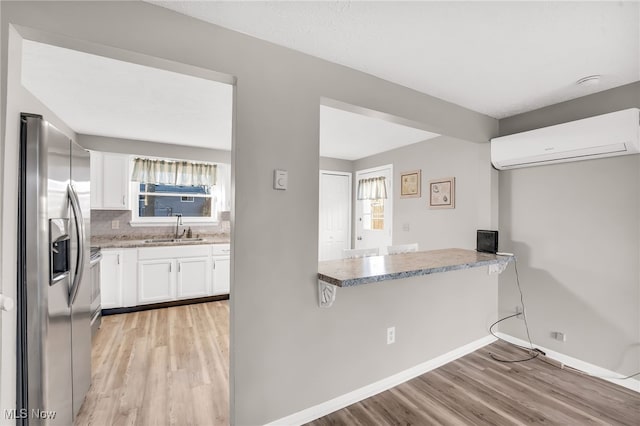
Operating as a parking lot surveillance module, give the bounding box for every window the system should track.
[362,199,385,231]
[138,183,213,219]
[130,159,230,225]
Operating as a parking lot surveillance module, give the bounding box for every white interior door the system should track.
[355,165,393,252]
[319,171,352,261]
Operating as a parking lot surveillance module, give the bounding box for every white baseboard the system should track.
[495,332,640,393]
[265,334,497,426]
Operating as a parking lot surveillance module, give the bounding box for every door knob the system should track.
[0,294,15,312]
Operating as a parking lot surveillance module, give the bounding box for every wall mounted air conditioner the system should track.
[491,108,640,170]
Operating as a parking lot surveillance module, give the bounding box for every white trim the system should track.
[355,164,394,176]
[265,335,496,426]
[495,332,640,393]
[354,164,393,251]
[318,170,352,261]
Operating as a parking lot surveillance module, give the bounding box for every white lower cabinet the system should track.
[211,244,231,295]
[136,244,222,305]
[177,257,211,299]
[100,248,138,309]
[138,259,175,305]
[100,249,123,309]
[101,244,229,308]
[212,257,231,295]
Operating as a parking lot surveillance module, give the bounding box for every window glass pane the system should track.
[371,200,384,230]
[138,182,213,219]
[361,199,384,231]
[138,195,212,218]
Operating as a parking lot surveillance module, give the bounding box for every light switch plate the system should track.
[274,170,288,190]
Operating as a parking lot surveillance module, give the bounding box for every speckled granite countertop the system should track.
[92,236,230,249]
[318,248,513,287]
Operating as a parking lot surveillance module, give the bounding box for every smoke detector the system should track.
[576,75,601,86]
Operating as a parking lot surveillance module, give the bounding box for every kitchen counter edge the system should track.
[92,239,231,249]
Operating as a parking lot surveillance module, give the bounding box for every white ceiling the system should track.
[21,39,234,150]
[149,1,640,119]
[320,105,438,160]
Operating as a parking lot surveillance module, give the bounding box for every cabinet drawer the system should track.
[211,244,231,256]
[138,244,212,260]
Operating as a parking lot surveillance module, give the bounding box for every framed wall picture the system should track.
[400,170,421,198]
[428,177,455,209]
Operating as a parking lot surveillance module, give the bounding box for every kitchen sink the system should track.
[144,238,204,243]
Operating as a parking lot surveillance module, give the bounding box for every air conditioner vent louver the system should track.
[491,108,640,170]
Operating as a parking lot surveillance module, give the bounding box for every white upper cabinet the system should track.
[90,151,131,210]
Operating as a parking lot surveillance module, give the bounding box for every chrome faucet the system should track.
[174,214,185,239]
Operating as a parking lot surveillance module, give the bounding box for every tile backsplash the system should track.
[91,210,230,240]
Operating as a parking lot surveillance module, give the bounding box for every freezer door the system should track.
[70,141,92,418]
[18,114,74,426]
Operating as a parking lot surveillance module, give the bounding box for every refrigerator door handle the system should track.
[68,184,86,305]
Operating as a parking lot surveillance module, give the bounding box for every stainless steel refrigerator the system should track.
[17,113,91,425]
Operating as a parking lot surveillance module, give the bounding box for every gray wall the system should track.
[78,134,232,164]
[354,136,499,250]
[500,82,640,135]
[319,156,353,173]
[0,2,498,424]
[497,84,640,376]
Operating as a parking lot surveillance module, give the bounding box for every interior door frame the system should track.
[354,164,393,250]
[319,170,352,259]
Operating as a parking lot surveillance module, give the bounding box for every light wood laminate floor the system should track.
[309,341,640,426]
[76,301,229,426]
[77,303,639,426]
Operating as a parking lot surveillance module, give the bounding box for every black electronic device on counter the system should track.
[477,230,498,254]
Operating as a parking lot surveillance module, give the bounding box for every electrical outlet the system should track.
[515,306,524,320]
[111,220,119,230]
[387,327,396,345]
[402,223,410,232]
[551,331,567,342]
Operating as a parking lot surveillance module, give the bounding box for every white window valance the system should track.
[357,176,388,200]
[131,158,217,186]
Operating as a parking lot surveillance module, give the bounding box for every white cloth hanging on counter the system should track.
[131,157,217,186]
[357,176,387,200]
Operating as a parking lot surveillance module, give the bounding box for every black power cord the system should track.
[488,255,539,363]
[489,313,539,363]
[490,255,640,381]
